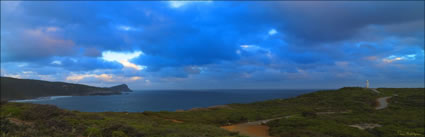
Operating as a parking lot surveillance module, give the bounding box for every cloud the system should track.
[101,51,145,70]
[56,57,123,71]
[51,60,62,65]
[102,51,143,62]
[1,1,423,88]
[1,27,76,62]
[269,1,424,45]
[169,1,191,8]
[383,54,417,63]
[66,73,142,83]
[117,25,141,31]
[83,47,102,57]
[268,29,277,36]
[168,1,212,8]
[66,73,113,82]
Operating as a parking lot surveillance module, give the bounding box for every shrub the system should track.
[19,104,69,121]
[0,117,13,135]
[112,131,128,137]
[85,127,102,137]
[302,111,317,118]
[102,122,144,137]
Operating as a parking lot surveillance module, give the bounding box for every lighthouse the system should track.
[366,80,369,88]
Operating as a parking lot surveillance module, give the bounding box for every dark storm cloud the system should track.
[267,1,424,45]
[1,1,424,88]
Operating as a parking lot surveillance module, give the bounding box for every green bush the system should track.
[112,131,128,137]
[302,111,317,118]
[85,127,102,137]
[19,104,69,121]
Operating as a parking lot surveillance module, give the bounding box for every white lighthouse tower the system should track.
[366,80,369,88]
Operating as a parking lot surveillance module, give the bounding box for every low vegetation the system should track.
[1,88,423,137]
[0,77,132,101]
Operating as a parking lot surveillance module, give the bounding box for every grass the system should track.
[266,88,424,137]
[1,87,423,137]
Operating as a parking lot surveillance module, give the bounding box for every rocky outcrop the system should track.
[109,84,132,92]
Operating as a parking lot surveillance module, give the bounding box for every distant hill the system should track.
[0,77,132,101]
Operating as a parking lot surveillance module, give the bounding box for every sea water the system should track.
[12,89,318,112]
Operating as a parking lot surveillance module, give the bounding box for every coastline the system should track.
[10,96,73,103]
[6,92,124,103]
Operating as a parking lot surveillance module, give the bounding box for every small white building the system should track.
[366,80,369,88]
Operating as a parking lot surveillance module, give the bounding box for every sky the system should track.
[1,1,424,89]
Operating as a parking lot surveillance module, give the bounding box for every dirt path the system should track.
[221,118,282,137]
[370,88,380,93]
[369,88,391,110]
[375,96,392,110]
[7,118,33,126]
[151,116,184,123]
[222,88,393,136]
[349,123,382,130]
[221,123,270,137]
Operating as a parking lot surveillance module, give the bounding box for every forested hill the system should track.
[0,77,132,101]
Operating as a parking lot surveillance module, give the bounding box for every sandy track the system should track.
[221,118,282,137]
[375,96,392,110]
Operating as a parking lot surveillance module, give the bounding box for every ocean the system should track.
[12,89,318,112]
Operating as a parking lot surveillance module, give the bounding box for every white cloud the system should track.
[45,27,60,32]
[240,45,264,52]
[169,1,191,8]
[240,44,256,49]
[145,79,151,85]
[3,74,21,79]
[66,74,110,82]
[168,1,212,8]
[1,70,55,81]
[383,54,416,63]
[406,54,416,58]
[117,25,140,31]
[118,26,131,31]
[102,51,142,62]
[51,60,62,65]
[120,60,146,70]
[239,44,273,58]
[66,73,143,82]
[70,58,78,63]
[102,51,145,70]
[268,29,278,35]
[22,71,34,74]
[17,63,27,67]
